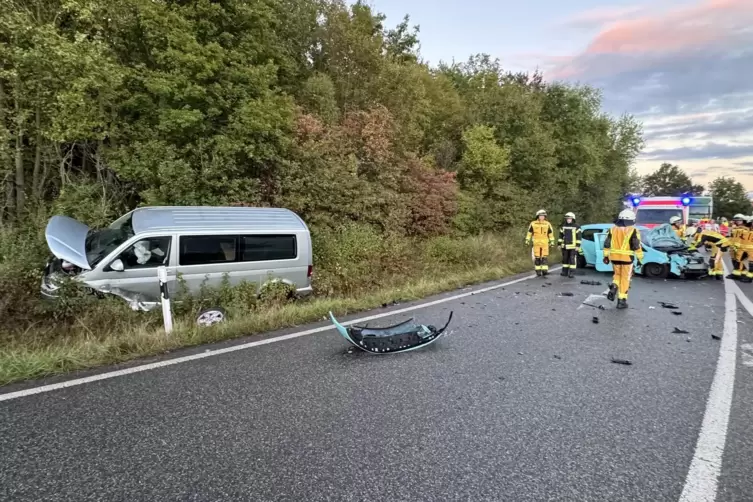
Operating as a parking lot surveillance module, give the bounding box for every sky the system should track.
[359,0,753,192]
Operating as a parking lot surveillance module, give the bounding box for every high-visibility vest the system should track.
[605,226,645,263]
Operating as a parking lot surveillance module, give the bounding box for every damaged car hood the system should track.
[45,215,92,270]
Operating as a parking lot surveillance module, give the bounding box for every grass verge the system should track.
[0,229,564,387]
[0,263,542,387]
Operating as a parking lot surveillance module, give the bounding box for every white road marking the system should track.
[679,262,738,502]
[739,344,753,368]
[728,279,753,319]
[0,267,561,402]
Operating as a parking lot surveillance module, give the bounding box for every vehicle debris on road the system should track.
[329,311,453,354]
[611,357,632,365]
[673,327,690,334]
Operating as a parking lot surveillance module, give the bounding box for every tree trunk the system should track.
[32,104,41,199]
[14,95,24,217]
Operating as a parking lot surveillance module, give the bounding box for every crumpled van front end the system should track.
[40,215,95,299]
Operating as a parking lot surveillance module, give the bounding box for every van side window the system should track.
[179,235,238,266]
[118,237,171,269]
[241,235,297,262]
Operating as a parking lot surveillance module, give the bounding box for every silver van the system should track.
[41,206,314,311]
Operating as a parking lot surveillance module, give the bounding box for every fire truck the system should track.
[624,195,714,230]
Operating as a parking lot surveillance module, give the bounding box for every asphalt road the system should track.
[1,264,752,502]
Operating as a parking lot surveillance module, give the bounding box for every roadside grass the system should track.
[0,231,558,386]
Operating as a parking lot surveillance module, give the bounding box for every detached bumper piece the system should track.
[329,311,453,354]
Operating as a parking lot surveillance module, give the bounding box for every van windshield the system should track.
[635,209,682,225]
[86,215,135,267]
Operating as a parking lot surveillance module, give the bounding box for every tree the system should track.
[709,176,751,218]
[641,163,704,196]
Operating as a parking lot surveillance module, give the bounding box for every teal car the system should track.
[577,223,708,279]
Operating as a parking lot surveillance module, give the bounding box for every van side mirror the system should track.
[110,259,125,272]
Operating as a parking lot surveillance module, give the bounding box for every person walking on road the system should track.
[603,209,644,309]
[558,212,581,278]
[526,209,555,277]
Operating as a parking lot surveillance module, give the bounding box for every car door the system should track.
[594,231,613,273]
[92,235,176,302]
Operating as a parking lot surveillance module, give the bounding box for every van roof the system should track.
[130,206,309,234]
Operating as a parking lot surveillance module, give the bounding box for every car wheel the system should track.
[642,262,668,279]
[196,307,227,327]
[577,255,587,269]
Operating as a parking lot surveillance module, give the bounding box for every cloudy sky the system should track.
[364,0,753,191]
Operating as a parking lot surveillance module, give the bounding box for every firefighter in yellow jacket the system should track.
[728,214,748,280]
[603,209,644,309]
[670,215,686,240]
[740,216,753,283]
[526,209,555,276]
[691,228,730,280]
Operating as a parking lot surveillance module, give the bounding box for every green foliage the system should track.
[0,0,664,345]
[640,163,705,197]
[709,176,751,218]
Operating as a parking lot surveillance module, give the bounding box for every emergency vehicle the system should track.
[624,195,713,230]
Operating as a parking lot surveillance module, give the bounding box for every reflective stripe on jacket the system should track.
[558,224,582,249]
[603,225,644,263]
[527,220,554,245]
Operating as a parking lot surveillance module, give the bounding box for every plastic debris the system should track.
[592,317,599,324]
[583,302,606,310]
[673,327,689,334]
[558,292,575,297]
[712,334,721,340]
[581,280,603,286]
[659,302,680,309]
[672,311,683,315]
[329,311,453,354]
[553,355,562,360]
[649,306,656,309]
[611,357,632,365]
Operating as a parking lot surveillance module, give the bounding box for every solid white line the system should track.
[0,267,560,403]
[728,279,753,319]
[678,262,738,502]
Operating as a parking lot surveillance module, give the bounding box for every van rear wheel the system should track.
[196,307,227,327]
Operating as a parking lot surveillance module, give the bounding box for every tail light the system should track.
[307,265,313,278]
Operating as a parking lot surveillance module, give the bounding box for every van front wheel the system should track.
[196,307,227,327]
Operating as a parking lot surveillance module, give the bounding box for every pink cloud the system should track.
[550,0,753,80]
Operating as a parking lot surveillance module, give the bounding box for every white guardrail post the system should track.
[158,266,173,334]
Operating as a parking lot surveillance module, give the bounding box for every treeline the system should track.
[1,0,644,234]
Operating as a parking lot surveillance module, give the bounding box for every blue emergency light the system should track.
[681,196,691,205]
[631,197,641,206]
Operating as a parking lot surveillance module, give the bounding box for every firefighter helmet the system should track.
[536,209,547,216]
[565,212,575,219]
[669,216,682,225]
[618,209,636,221]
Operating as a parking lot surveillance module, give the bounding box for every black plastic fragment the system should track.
[592,317,599,324]
[712,334,721,340]
[611,357,632,365]
[581,280,603,286]
[671,311,683,315]
[659,302,679,309]
[553,354,562,360]
[559,292,574,297]
[673,327,689,334]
